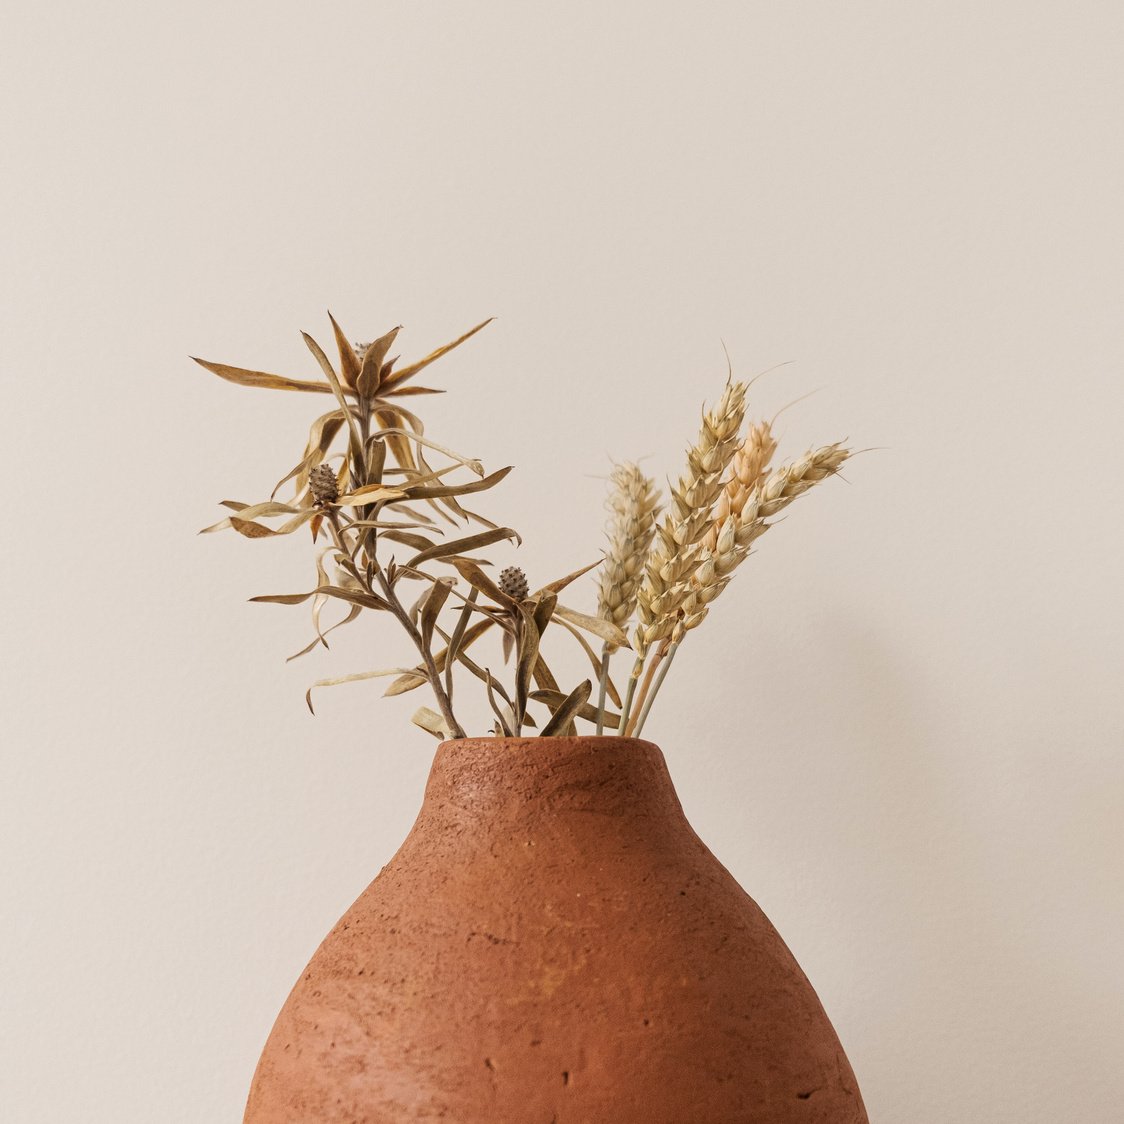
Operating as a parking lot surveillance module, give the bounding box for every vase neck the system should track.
[416,736,688,834]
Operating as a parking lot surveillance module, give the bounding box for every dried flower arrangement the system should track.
[197,316,850,740]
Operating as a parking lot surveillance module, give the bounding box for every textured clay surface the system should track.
[244,737,869,1123]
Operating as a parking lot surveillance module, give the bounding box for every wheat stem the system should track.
[618,657,643,734]
[633,640,679,737]
[625,645,666,737]
[595,642,612,735]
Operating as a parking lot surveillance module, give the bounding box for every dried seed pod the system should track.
[498,565,529,601]
[309,463,340,506]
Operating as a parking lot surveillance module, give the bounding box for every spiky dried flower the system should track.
[498,565,530,601]
[634,380,747,655]
[597,463,661,649]
[309,462,340,506]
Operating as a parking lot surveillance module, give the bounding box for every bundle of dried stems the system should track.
[199,313,853,742]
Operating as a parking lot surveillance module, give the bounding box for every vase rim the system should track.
[435,734,661,751]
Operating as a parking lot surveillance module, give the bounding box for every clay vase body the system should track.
[244,737,868,1123]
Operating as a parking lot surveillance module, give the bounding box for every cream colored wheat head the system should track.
[597,463,661,650]
[634,380,747,655]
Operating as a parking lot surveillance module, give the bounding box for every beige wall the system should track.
[3,2,1122,1120]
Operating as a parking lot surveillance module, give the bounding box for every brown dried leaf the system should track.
[357,325,401,398]
[191,357,334,395]
[540,680,593,737]
[514,603,540,728]
[230,510,315,538]
[327,312,362,390]
[555,617,622,708]
[385,617,494,696]
[530,689,620,730]
[448,557,519,612]
[336,484,409,506]
[306,666,419,713]
[286,602,362,661]
[537,559,603,596]
[553,604,630,648]
[379,318,494,392]
[301,331,364,467]
[407,465,513,501]
[419,577,455,650]
[383,385,444,397]
[407,527,519,567]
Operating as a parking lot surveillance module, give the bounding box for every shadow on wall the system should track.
[805,607,1124,1110]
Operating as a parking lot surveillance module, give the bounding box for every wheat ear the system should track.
[679,442,851,634]
[597,463,661,644]
[620,380,747,734]
[703,419,777,550]
[595,463,660,731]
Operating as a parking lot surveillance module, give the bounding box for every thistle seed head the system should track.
[309,463,340,506]
[498,565,529,601]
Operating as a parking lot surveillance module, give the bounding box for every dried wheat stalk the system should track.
[619,380,747,735]
[703,419,777,549]
[594,462,660,731]
[633,380,747,657]
[597,463,661,646]
[679,442,851,634]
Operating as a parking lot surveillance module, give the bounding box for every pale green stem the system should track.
[617,655,644,736]
[633,641,680,738]
[595,642,611,735]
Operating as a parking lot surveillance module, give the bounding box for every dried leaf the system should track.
[384,385,444,397]
[485,669,515,736]
[306,666,419,713]
[336,484,409,506]
[541,680,593,737]
[444,586,479,703]
[286,602,361,661]
[407,465,513,501]
[371,427,484,475]
[538,559,603,596]
[553,604,630,648]
[357,326,401,398]
[301,331,364,468]
[249,584,389,611]
[230,510,315,538]
[532,591,558,636]
[367,439,387,487]
[514,603,540,730]
[191,357,334,395]
[385,617,494,696]
[449,557,517,609]
[530,689,620,730]
[407,527,519,568]
[249,590,316,605]
[412,706,451,739]
[318,585,391,612]
[377,530,440,553]
[327,312,362,390]
[556,617,622,708]
[379,318,494,392]
[418,577,455,650]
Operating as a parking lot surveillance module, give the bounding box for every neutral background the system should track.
[3,2,1122,1121]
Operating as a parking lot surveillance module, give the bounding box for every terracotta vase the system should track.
[244,737,868,1123]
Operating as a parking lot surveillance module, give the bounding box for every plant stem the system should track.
[617,655,644,736]
[624,647,665,737]
[377,568,466,739]
[633,640,680,738]
[595,642,611,735]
